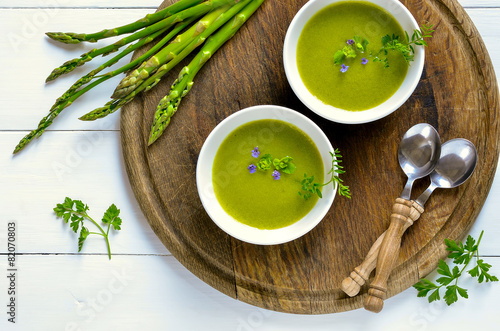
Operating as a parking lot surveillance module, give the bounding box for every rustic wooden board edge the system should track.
[120,0,500,314]
[121,95,238,300]
[412,0,500,278]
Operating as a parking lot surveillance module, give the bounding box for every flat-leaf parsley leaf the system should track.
[413,230,498,305]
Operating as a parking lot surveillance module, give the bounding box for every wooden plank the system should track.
[0,9,152,132]
[0,254,498,330]
[0,132,169,255]
[0,7,499,132]
[0,0,498,8]
[0,0,160,8]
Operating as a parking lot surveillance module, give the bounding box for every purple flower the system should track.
[340,64,349,73]
[248,164,256,174]
[347,39,354,45]
[272,170,281,180]
[361,57,368,65]
[251,146,260,158]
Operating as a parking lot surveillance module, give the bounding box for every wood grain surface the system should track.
[120,0,500,313]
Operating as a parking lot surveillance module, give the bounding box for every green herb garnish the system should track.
[333,36,369,65]
[257,154,273,171]
[333,24,434,70]
[273,156,296,174]
[299,149,351,200]
[413,230,498,305]
[54,197,122,260]
[374,24,434,68]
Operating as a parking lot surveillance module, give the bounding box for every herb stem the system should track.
[88,232,105,236]
[82,212,112,259]
[81,212,108,237]
[69,210,111,257]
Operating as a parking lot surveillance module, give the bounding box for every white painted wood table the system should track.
[0,1,499,330]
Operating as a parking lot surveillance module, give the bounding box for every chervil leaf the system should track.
[70,214,83,233]
[74,200,87,213]
[63,212,71,223]
[78,226,89,252]
[102,204,120,224]
[111,217,122,231]
[63,197,74,210]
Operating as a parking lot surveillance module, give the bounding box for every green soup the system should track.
[297,1,408,111]
[212,119,324,229]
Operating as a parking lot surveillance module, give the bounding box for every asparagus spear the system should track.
[148,0,265,145]
[111,5,230,99]
[46,0,220,81]
[13,17,198,154]
[46,0,205,44]
[80,0,253,121]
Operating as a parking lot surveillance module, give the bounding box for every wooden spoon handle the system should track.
[363,198,415,313]
[341,201,424,297]
[341,231,386,296]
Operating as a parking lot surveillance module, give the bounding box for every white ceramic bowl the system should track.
[283,0,424,124]
[196,105,336,245]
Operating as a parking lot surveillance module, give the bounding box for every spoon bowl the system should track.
[416,138,477,206]
[398,123,441,199]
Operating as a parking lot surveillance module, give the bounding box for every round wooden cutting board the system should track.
[121,0,500,313]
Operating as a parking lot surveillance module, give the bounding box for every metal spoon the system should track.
[416,138,477,207]
[399,123,442,199]
[364,124,441,313]
[365,138,478,313]
[341,123,441,297]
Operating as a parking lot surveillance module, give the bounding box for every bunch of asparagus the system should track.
[14,0,264,153]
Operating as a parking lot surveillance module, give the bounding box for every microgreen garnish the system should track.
[334,36,369,65]
[273,156,296,175]
[257,153,273,171]
[272,170,281,180]
[53,197,122,260]
[413,230,498,305]
[248,164,256,174]
[299,149,351,200]
[251,146,260,158]
[333,24,434,71]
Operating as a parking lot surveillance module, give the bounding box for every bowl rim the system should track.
[196,105,336,245]
[283,0,424,124]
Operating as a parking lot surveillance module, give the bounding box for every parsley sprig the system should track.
[299,149,351,200]
[413,230,498,305]
[54,197,122,260]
